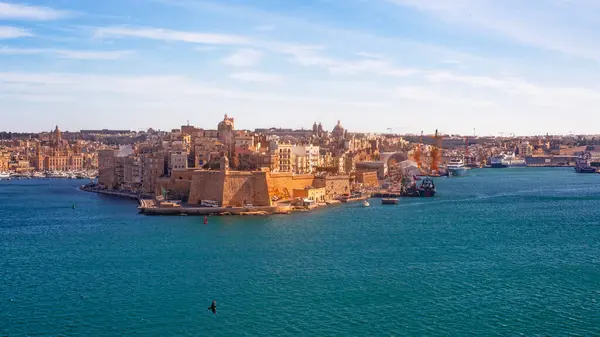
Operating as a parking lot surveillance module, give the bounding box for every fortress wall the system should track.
[223,171,271,207]
[188,171,224,205]
[157,177,192,200]
[314,175,350,200]
[268,173,315,199]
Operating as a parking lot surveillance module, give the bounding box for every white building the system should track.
[291,144,321,173]
[169,151,188,172]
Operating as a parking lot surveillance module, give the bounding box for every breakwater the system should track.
[79,186,141,203]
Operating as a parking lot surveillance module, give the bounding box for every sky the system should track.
[1,0,600,135]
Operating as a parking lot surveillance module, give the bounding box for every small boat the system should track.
[381,198,399,205]
[362,200,370,207]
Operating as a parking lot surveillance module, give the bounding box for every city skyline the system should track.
[2,0,600,135]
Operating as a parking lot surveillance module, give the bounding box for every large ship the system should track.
[447,158,468,177]
[490,156,507,168]
[490,154,526,168]
[575,152,596,173]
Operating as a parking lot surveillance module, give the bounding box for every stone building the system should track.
[0,152,10,171]
[97,149,116,188]
[292,186,326,202]
[314,174,351,200]
[141,152,165,194]
[169,151,188,173]
[355,171,379,187]
[332,120,345,139]
[270,141,292,172]
[218,114,235,159]
[34,126,84,171]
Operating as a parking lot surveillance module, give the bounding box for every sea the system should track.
[1,168,599,336]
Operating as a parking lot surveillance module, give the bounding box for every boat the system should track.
[490,154,526,168]
[200,200,220,208]
[32,172,45,179]
[362,200,370,207]
[0,172,11,179]
[47,171,68,178]
[381,198,399,205]
[447,158,468,177]
[575,152,596,173]
[490,155,508,168]
[418,177,436,197]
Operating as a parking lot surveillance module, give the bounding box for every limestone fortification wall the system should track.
[268,173,315,199]
[315,175,350,200]
[187,170,271,206]
[223,171,271,207]
[188,171,224,205]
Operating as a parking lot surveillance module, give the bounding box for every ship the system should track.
[575,152,596,173]
[381,198,399,205]
[0,172,11,180]
[447,158,468,177]
[490,155,507,168]
[417,177,436,197]
[490,154,526,168]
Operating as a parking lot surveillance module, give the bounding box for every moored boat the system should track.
[447,158,468,177]
[417,177,436,197]
[575,152,596,173]
[381,198,399,205]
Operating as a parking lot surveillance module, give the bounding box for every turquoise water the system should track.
[1,168,600,336]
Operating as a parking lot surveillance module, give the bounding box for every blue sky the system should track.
[1,0,600,135]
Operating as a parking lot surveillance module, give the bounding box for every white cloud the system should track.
[0,47,134,60]
[223,48,263,67]
[0,1,71,20]
[229,72,282,83]
[387,0,600,61]
[0,26,31,39]
[94,26,253,46]
[287,48,417,77]
[395,85,492,106]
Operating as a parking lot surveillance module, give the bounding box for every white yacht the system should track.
[447,158,468,176]
[0,172,11,180]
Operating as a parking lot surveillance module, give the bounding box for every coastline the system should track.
[79,185,352,216]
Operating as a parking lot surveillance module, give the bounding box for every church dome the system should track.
[333,120,344,131]
[218,114,234,129]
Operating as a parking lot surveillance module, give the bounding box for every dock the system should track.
[371,192,403,198]
[138,203,282,216]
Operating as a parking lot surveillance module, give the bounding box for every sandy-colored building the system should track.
[355,171,379,187]
[0,152,9,171]
[141,152,165,194]
[98,149,116,188]
[292,186,326,202]
[314,175,350,200]
[270,141,293,172]
[34,127,84,172]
